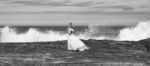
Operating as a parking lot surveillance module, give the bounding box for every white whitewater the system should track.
[117,21,150,41]
[0,27,67,42]
[0,26,89,43]
[0,21,150,42]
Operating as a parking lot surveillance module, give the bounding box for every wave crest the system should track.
[0,21,150,42]
[0,27,67,42]
[117,21,150,41]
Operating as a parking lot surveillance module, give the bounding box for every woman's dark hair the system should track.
[69,22,73,28]
[68,22,74,35]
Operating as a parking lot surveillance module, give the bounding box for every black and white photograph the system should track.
[0,0,150,66]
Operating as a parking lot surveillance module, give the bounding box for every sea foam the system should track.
[0,27,67,42]
[117,21,150,41]
[0,21,150,42]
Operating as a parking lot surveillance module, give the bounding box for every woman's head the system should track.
[69,22,72,26]
[69,22,73,28]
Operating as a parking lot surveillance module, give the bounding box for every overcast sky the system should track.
[0,0,150,26]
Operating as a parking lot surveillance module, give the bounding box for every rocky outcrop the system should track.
[0,39,150,65]
[140,38,150,51]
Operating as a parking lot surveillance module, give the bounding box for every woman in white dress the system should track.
[67,22,89,51]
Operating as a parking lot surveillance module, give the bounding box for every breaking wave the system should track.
[117,21,150,41]
[0,27,67,42]
[0,24,108,43]
[0,21,150,42]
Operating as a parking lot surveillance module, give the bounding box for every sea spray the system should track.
[0,27,67,42]
[117,21,150,41]
[0,26,106,42]
[84,21,150,41]
[1,21,150,42]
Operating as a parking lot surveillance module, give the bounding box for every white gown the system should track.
[67,28,89,51]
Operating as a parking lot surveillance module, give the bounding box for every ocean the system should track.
[0,21,150,43]
[0,25,124,43]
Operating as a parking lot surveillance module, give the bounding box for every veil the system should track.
[67,23,89,51]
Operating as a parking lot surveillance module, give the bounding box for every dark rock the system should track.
[140,38,150,51]
[0,39,150,65]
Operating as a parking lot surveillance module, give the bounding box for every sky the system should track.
[0,0,150,26]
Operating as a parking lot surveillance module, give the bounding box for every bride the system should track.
[67,22,89,51]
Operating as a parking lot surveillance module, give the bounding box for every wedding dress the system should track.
[67,27,88,51]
